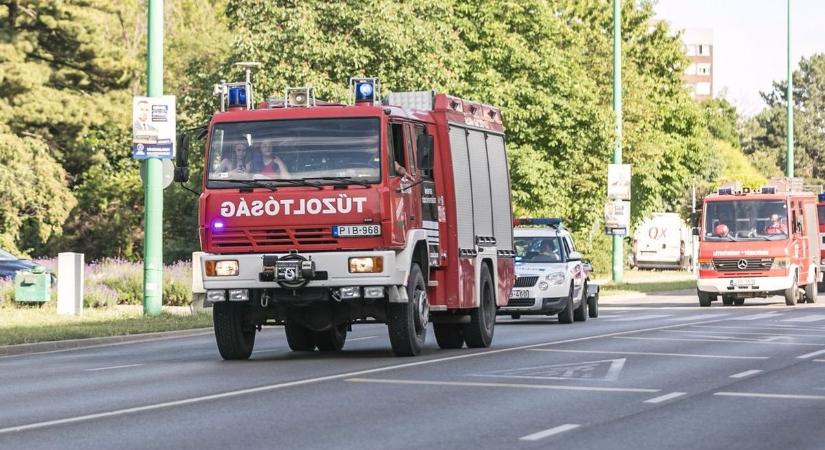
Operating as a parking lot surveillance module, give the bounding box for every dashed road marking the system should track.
[519,424,581,441]
[715,392,825,401]
[782,315,825,323]
[666,314,729,321]
[729,369,763,379]
[796,349,825,359]
[530,348,769,360]
[734,312,784,321]
[345,378,660,393]
[614,336,823,346]
[85,364,143,372]
[606,314,672,322]
[644,392,686,404]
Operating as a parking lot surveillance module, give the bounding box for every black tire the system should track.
[733,298,745,306]
[573,284,588,322]
[587,292,599,318]
[387,263,428,356]
[785,273,798,306]
[213,302,256,360]
[464,264,496,348]
[285,321,316,351]
[558,284,575,324]
[804,277,818,304]
[722,295,734,306]
[698,290,712,307]
[314,324,348,352]
[433,323,464,349]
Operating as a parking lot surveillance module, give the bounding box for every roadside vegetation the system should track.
[596,270,695,297]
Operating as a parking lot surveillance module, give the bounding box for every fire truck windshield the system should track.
[704,199,789,241]
[206,118,380,187]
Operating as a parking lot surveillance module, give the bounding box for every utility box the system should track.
[14,266,51,303]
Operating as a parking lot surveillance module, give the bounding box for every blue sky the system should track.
[654,0,825,116]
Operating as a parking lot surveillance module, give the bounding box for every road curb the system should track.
[0,328,214,357]
[601,288,694,302]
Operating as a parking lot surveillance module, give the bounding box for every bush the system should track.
[163,260,193,306]
[0,279,14,306]
[84,283,119,308]
[94,259,143,305]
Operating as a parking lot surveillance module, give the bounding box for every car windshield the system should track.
[514,237,564,263]
[704,199,789,241]
[207,118,380,187]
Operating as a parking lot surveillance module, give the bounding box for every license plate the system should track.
[332,224,381,237]
[733,278,755,287]
[510,289,530,299]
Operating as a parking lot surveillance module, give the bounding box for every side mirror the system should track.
[692,227,700,236]
[416,133,434,172]
[174,132,190,182]
[568,251,582,262]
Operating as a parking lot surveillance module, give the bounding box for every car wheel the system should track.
[573,284,587,322]
[587,292,599,318]
[558,284,575,324]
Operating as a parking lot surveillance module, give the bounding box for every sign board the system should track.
[139,159,176,189]
[132,96,176,159]
[608,164,631,200]
[604,200,630,236]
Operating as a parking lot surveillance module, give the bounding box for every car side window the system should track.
[562,237,572,260]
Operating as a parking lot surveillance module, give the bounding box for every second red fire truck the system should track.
[176,74,515,359]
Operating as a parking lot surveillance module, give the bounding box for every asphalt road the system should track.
[2,292,825,449]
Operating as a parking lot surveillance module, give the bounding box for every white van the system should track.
[630,213,692,270]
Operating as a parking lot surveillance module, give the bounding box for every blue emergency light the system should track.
[717,187,734,195]
[513,218,561,227]
[212,219,225,231]
[228,85,247,107]
[818,192,825,202]
[355,80,375,102]
[761,186,777,194]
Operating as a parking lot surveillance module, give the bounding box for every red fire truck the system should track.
[176,75,515,359]
[696,179,821,306]
[818,193,825,290]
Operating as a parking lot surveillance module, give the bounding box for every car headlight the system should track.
[545,272,566,286]
[698,259,714,270]
[349,256,383,273]
[538,281,549,290]
[205,260,239,277]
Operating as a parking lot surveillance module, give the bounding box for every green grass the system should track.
[595,270,696,297]
[0,305,212,346]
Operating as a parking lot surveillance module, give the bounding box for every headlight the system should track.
[545,272,566,286]
[205,260,239,276]
[698,259,714,270]
[349,256,383,273]
[772,257,789,269]
[538,281,549,290]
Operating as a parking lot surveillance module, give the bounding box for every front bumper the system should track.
[201,251,404,290]
[500,284,569,313]
[697,272,794,294]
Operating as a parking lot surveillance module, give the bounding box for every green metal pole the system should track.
[143,0,163,316]
[612,0,624,283]
[786,0,794,177]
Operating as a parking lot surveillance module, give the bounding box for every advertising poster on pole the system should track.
[132,96,176,159]
[607,164,631,200]
[604,200,630,236]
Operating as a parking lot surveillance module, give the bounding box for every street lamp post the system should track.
[612,0,624,283]
[786,0,794,177]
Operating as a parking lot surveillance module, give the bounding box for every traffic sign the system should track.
[139,158,175,189]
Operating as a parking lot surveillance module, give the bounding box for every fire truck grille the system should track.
[712,258,774,272]
[514,276,539,288]
[211,227,339,249]
[507,298,536,307]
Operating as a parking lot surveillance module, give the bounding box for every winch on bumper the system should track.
[201,251,409,302]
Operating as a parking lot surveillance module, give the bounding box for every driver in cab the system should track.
[765,214,787,235]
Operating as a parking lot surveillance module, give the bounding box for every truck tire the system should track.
[785,274,798,306]
[464,264,496,348]
[587,292,599,318]
[285,321,316,351]
[434,323,464,349]
[733,298,745,306]
[558,284,575,324]
[804,273,818,303]
[722,295,734,306]
[698,290,712,307]
[314,324,348,352]
[573,284,588,322]
[387,263,428,356]
[213,302,256,360]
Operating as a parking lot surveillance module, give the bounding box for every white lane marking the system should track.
[0,316,729,435]
[519,424,581,442]
[84,364,143,372]
[345,378,660,393]
[473,359,626,382]
[675,329,825,339]
[347,336,378,342]
[715,392,825,401]
[530,349,769,360]
[666,314,729,321]
[734,312,783,321]
[783,315,825,323]
[690,324,825,334]
[613,336,824,346]
[606,314,672,322]
[796,349,825,359]
[729,369,763,379]
[813,359,825,362]
[644,392,686,404]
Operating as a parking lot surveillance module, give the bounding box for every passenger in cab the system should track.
[258,141,290,177]
[713,223,730,238]
[765,213,787,235]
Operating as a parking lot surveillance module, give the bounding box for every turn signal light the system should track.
[698,259,714,270]
[772,257,789,269]
[205,260,239,276]
[349,257,383,273]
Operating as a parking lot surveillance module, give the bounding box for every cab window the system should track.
[404,124,416,176]
[387,123,406,177]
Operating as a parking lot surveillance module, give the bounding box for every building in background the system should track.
[681,28,714,100]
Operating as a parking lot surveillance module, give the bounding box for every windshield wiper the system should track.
[207,179,278,191]
[303,176,371,188]
[268,178,324,189]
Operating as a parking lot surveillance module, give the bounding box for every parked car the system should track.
[0,249,37,280]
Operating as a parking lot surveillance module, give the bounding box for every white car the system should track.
[498,219,598,323]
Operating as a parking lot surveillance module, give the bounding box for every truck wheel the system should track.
[558,284,575,324]
[213,302,256,360]
[464,264,496,348]
[285,321,316,352]
[698,290,712,307]
[722,295,734,306]
[387,263,427,356]
[785,274,798,306]
[434,323,464,349]
[733,298,745,306]
[573,284,588,322]
[314,324,348,352]
[804,278,818,304]
[587,292,599,318]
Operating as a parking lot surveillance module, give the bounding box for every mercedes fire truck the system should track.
[696,178,820,306]
[176,73,515,359]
